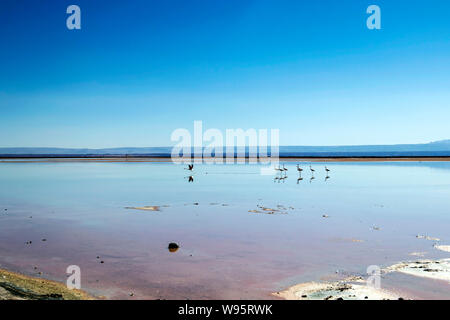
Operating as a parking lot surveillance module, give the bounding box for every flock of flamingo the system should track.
[184,163,331,183]
[274,164,331,183]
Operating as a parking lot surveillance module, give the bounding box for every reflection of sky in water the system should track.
[0,162,449,299]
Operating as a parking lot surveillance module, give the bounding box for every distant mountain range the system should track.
[1,140,450,157]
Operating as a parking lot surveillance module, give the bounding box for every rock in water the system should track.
[168,243,179,253]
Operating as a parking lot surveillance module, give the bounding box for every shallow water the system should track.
[0,161,449,299]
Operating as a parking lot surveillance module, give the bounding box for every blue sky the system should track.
[0,0,449,148]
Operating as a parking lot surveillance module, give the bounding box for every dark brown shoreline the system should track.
[0,268,94,300]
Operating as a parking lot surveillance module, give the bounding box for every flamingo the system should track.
[325,166,330,174]
[310,165,315,175]
[275,165,283,172]
[185,164,194,171]
[296,164,303,174]
[282,164,288,172]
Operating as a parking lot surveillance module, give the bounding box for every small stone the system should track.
[168,242,180,252]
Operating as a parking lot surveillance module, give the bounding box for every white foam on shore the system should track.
[384,259,450,283]
[275,258,450,300]
[434,245,450,253]
[274,277,402,300]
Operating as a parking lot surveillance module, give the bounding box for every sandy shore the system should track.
[385,259,450,282]
[273,277,403,300]
[0,268,93,300]
[275,258,450,300]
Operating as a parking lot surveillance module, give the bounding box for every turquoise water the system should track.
[0,161,449,299]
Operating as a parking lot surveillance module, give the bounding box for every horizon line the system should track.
[1,139,449,150]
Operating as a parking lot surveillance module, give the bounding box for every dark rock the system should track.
[168,242,180,252]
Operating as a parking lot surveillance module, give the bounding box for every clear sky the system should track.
[0,0,449,148]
